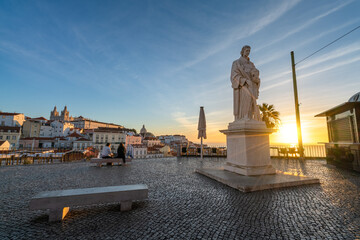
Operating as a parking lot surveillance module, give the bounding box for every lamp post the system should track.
[291,51,304,158]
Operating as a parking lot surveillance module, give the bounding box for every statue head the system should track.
[241,45,251,57]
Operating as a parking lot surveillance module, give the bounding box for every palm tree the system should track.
[258,103,281,129]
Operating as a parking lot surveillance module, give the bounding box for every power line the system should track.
[295,25,360,65]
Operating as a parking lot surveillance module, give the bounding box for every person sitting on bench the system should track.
[117,143,126,166]
[101,143,113,159]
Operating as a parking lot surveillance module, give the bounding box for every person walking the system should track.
[126,144,134,159]
[117,143,126,166]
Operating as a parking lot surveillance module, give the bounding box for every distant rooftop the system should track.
[0,112,22,116]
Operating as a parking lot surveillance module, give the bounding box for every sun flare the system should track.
[274,123,299,144]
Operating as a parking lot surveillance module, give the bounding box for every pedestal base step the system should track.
[224,163,276,176]
[195,168,320,193]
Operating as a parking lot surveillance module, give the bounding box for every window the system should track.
[6,136,10,140]
[0,136,2,139]
[12,136,16,140]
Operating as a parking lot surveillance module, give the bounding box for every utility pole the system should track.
[291,51,304,158]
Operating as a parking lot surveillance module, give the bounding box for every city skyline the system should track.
[1,0,360,145]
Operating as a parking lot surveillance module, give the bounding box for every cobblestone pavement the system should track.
[0,158,359,239]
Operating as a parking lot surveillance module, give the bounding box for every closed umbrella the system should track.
[198,106,207,159]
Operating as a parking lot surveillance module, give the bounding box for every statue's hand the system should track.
[231,78,240,88]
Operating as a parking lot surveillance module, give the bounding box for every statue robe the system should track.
[230,56,261,121]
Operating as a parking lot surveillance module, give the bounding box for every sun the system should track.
[273,123,299,144]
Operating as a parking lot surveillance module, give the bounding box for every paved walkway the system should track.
[0,158,359,239]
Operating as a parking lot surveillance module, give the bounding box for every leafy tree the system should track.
[258,103,280,129]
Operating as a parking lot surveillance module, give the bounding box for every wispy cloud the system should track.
[297,41,360,70]
[173,0,300,72]
[298,55,360,80]
[256,19,360,67]
[256,0,354,51]
[171,112,197,129]
[261,53,360,93]
[261,41,360,92]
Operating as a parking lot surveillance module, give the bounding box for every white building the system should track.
[158,135,188,145]
[143,137,162,147]
[39,124,53,137]
[50,121,74,137]
[132,144,147,159]
[0,112,25,127]
[39,138,53,148]
[54,137,72,149]
[73,138,92,150]
[87,127,126,152]
[71,117,123,129]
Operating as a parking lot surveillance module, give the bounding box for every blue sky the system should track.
[1,0,360,145]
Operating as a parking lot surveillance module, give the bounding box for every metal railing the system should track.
[0,148,85,166]
[270,144,326,158]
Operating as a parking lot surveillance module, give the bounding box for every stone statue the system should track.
[230,45,261,121]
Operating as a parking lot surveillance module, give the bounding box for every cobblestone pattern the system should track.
[0,158,359,239]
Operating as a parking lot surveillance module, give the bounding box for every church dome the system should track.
[140,125,147,134]
[348,92,360,102]
[143,132,155,138]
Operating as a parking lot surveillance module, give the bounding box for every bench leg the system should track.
[120,201,132,211]
[49,207,70,222]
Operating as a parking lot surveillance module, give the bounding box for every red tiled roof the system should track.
[94,127,125,133]
[20,137,55,141]
[144,137,158,140]
[38,138,56,141]
[75,138,91,141]
[0,126,21,132]
[67,132,82,138]
[0,112,22,116]
[71,119,123,128]
[31,117,47,121]
[152,144,165,149]
[56,137,67,141]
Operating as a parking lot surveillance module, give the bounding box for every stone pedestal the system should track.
[196,119,320,192]
[221,120,276,176]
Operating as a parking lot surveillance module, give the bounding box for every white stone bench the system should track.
[29,184,148,222]
[90,158,131,167]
